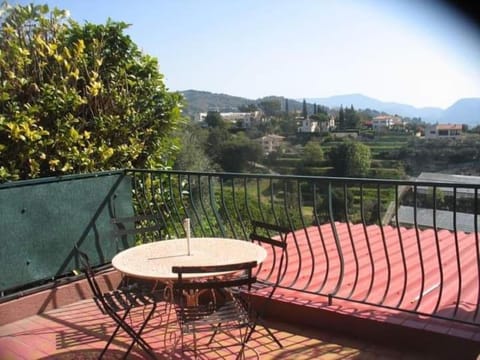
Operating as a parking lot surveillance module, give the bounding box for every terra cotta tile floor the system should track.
[0,298,435,360]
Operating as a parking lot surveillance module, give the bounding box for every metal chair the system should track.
[171,261,257,359]
[76,246,161,359]
[111,213,167,293]
[111,213,165,246]
[243,220,292,349]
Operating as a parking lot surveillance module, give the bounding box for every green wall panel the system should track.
[0,173,134,293]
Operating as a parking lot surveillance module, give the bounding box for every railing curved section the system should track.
[128,169,480,327]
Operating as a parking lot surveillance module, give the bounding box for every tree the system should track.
[317,104,328,115]
[302,99,307,119]
[258,99,281,117]
[173,123,215,172]
[217,135,263,172]
[344,105,360,129]
[277,116,298,136]
[205,126,231,162]
[337,106,345,129]
[329,141,372,177]
[204,111,225,128]
[301,141,324,165]
[314,186,354,222]
[469,124,480,134]
[238,103,257,112]
[0,3,183,181]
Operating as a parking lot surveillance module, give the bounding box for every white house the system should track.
[257,134,285,154]
[298,117,318,133]
[372,115,404,131]
[196,111,262,128]
[298,115,335,133]
[425,124,463,139]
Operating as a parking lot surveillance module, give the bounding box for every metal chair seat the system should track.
[96,286,162,314]
[176,295,251,334]
[171,261,258,359]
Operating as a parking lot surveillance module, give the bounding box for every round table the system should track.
[112,237,267,281]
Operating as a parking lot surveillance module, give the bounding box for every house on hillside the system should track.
[297,115,335,133]
[196,111,262,128]
[425,124,463,139]
[298,117,318,133]
[320,115,336,132]
[257,134,285,154]
[372,115,404,131]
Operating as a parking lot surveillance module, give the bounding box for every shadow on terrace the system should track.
[1,169,480,358]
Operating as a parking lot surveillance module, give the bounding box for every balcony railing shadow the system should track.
[38,350,145,360]
[5,292,421,360]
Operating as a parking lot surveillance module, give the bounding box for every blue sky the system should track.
[13,0,480,109]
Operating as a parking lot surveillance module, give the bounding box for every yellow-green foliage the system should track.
[0,3,184,181]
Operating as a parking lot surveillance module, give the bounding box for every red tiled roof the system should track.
[258,222,480,338]
[437,124,463,130]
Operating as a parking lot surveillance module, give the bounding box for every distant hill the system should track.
[306,94,480,126]
[181,90,253,115]
[305,94,443,120]
[440,98,480,126]
[181,90,308,116]
[181,90,480,126]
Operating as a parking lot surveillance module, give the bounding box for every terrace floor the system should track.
[0,297,436,360]
[2,222,480,359]
[0,271,478,359]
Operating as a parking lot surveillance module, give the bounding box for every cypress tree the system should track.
[339,105,345,129]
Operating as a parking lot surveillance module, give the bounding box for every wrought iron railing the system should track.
[128,169,480,327]
[1,168,479,328]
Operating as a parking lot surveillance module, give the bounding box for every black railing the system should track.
[1,169,479,328]
[128,169,480,327]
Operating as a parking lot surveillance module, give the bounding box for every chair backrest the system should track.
[111,213,165,245]
[75,246,110,313]
[249,221,292,290]
[172,261,258,305]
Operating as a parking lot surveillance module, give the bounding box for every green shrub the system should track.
[0,3,183,181]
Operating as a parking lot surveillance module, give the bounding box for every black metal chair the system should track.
[76,246,161,359]
[111,213,167,293]
[243,220,292,349]
[171,261,258,359]
[111,213,165,246]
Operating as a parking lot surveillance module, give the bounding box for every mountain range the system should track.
[305,94,480,126]
[181,90,480,126]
